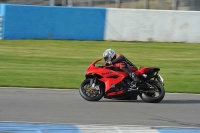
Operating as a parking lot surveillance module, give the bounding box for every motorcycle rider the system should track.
[103,48,140,91]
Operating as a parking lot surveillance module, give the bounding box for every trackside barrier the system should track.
[0,4,200,43]
[0,15,2,40]
[1,4,106,40]
[105,9,200,43]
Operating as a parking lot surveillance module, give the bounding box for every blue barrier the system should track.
[0,4,5,39]
[0,4,6,15]
[2,4,106,40]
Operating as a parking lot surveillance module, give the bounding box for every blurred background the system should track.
[0,0,200,11]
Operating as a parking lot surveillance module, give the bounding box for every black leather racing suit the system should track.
[110,54,139,83]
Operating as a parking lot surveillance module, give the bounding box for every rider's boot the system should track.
[128,73,139,91]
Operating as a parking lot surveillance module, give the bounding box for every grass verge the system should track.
[0,40,199,93]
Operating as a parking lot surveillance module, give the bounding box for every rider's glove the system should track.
[106,61,113,66]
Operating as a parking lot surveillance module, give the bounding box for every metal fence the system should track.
[0,0,200,11]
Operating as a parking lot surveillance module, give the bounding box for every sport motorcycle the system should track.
[79,58,165,103]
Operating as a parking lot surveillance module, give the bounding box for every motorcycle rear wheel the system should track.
[79,78,104,101]
[140,80,165,103]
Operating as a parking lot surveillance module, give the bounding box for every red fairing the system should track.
[85,58,128,93]
[135,67,146,75]
[85,58,103,75]
[135,67,154,76]
[99,74,124,92]
[107,90,124,97]
[129,66,138,72]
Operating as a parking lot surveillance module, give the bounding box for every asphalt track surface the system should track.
[0,87,200,128]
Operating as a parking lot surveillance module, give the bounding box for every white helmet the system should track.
[103,48,116,62]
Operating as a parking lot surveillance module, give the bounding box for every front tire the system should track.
[79,79,104,101]
[140,81,165,103]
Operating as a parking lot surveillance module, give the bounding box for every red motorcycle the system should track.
[79,58,165,103]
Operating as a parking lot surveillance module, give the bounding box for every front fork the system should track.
[89,78,100,91]
[89,78,94,86]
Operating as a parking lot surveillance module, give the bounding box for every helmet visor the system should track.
[104,56,111,62]
[104,56,108,61]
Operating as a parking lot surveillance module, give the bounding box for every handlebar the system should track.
[98,65,114,68]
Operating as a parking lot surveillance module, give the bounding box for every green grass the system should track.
[0,40,200,93]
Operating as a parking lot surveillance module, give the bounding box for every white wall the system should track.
[104,9,200,43]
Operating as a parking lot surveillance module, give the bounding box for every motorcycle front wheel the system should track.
[79,78,104,101]
[139,80,165,103]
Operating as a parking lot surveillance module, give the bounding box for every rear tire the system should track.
[140,81,165,103]
[79,79,104,101]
